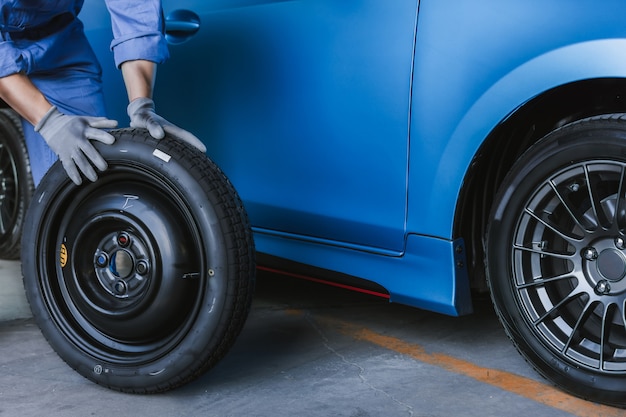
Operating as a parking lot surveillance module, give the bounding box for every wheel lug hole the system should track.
[595,280,611,295]
[114,280,127,295]
[95,253,109,268]
[136,260,149,275]
[117,232,131,248]
[615,237,626,250]
[582,247,598,261]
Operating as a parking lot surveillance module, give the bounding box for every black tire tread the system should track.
[131,130,256,393]
[0,108,33,260]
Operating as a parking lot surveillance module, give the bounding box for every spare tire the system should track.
[21,128,255,393]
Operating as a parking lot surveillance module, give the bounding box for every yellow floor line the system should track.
[311,314,626,417]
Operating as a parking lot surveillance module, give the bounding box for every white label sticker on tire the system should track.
[153,149,171,162]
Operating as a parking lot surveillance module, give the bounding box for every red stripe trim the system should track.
[257,265,391,299]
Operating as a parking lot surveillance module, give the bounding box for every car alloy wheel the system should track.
[487,114,626,407]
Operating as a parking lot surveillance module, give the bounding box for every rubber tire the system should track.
[21,128,255,393]
[486,113,626,407]
[0,109,33,259]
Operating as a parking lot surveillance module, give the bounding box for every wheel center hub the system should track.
[597,249,626,282]
[110,250,134,279]
[93,231,151,300]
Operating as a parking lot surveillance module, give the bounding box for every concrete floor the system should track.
[0,260,30,321]
[0,259,624,417]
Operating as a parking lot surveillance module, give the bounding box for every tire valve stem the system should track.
[537,241,548,258]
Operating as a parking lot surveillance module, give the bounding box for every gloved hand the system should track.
[127,97,207,153]
[35,106,118,185]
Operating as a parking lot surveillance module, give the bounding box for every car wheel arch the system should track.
[453,77,626,294]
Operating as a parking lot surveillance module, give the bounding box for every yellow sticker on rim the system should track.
[60,244,68,268]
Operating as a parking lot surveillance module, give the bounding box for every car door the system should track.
[85,0,419,253]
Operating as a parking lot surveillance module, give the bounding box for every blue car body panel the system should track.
[80,0,626,316]
[408,2,626,238]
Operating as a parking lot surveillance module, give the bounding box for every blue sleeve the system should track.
[0,40,27,78]
[105,0,170,68]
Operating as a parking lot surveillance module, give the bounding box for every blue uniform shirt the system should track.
[0,0,171,186]
[0,0,170,78]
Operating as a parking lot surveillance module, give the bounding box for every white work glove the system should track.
[35,106,118,185]
[127,97,206,153]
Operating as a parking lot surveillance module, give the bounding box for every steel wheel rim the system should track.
[0,141,19,237]
[36,165,207,365]
[513,159,626,373]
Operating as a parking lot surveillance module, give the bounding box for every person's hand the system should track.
[35,106,118,185]
[127,97,206,153]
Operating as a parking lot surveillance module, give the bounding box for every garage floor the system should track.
[0,259,624,417]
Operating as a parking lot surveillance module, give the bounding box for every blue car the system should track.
[3,0,626,406]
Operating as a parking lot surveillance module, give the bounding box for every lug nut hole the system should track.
[117,232,131,247]
[136,260,149,275]
[95,253,109,268]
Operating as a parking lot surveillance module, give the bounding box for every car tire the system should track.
[21,128,255,393]
[0,109,33,260]
[486,113,626,407]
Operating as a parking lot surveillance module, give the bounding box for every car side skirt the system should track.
[254,230,473,317]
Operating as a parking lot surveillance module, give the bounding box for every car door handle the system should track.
[166,20,199,33]
[165,9,201,44]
